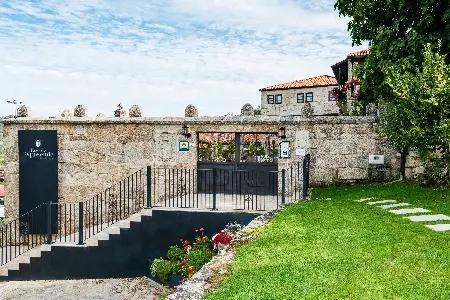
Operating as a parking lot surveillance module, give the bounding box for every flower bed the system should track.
[150,222,244,300]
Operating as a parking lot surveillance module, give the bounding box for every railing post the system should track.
[146,166,152,208]
[302,154,310,200]
[78,202,84,245]
[46,201,52,244]
[212,168,217,210]
[281,169,286,205]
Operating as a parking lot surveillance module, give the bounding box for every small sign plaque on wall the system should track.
[279,141,290,158]
[295,148,306,156]
[178,141,190,152]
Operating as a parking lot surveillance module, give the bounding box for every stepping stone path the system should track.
[354,198,450,232]
[367,200,397,205]
[425,224,450,232]
[379,203,411,209]
[406,214,450,222]
[389,208,431,215]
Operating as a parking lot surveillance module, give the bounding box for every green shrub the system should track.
[150,258,176,284]
[167,245,184,262]
[422,156,450,187]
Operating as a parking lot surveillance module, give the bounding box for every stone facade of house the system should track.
[260,85,340,116]
[259,75,339,117]
[2,115,423,222]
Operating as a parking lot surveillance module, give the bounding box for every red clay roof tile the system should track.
[260,75,337,91]
[347,49,369,58]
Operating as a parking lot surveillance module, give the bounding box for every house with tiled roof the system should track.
[259,75,340,116]
[330,49,369,111]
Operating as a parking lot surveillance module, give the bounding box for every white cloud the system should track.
[0,0,367,117]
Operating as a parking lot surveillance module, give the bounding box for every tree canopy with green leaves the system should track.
[381,43,450,184]
[334,0,450,104]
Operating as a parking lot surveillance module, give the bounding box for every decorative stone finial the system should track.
[301,102,314,117]
[61,109,73,118]
[366,102,377,116]
[129,105,143,117]
[240,103,254,116]
[74,104,87,117]
[16,105,31,117]
[185,104,198,117]
[114,103,126,117]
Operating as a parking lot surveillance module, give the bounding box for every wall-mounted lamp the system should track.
[182,124,191,138]
[278,127,286,139]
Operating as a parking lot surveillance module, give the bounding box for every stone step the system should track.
[406,214,450,222]
[0,208,152,279]
[367,200,397,205]
[378,203,411,209]
[354,197,376,202]
[389,208,431,215]
[0,243,52,276]
[129,214,142,222]
[425,224,450,232]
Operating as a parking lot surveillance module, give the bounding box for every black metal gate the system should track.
[197,132,278,195]
[18,130,58,234]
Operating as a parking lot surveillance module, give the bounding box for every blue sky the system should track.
[0,0,367,117]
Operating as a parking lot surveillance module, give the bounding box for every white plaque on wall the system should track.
[295,148,306,156]
[279,141,290,158]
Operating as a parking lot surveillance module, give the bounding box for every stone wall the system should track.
[260,86,340,116]
[2,115,422,220]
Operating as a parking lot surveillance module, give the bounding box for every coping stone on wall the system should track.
[1,115,378,125]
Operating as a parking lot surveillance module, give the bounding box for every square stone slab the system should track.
[367,200,397,205]
[379,203,411,209]
[425,224,450,232]
[355,198,376,202]
[405,214,450,222]
[389,208,431,215]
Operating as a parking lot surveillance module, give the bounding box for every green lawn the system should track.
[205,181,450,300]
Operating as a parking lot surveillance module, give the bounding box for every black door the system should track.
[197,132,278,195]
[18,130,58,234]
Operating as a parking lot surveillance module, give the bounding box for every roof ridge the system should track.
[260,74,337,91]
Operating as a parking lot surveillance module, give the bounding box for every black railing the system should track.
[148,158,311,210]
[0,168,146,266]
[1,204,48,266]
[0,158,312,267]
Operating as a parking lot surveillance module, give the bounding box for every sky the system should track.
[0,0,367,118]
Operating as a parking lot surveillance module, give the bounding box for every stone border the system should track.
[2,115,377,125]
[165,202,296,300]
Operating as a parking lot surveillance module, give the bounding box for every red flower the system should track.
[183,240,189,245]
[213,231,233,245]
[179,238,183,242]
[196,237,201,243]
[195,229,198,233]
[188,266,195,273]
[199,228,204,231]
[202,236,207,241]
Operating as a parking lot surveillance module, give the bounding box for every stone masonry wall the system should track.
[260,86,340,116]
[2,116,421,221]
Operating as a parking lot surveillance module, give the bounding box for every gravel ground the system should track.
[0,277,163,300]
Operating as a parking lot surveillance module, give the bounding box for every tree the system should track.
[334,0,450,104]
[381,43,450,185]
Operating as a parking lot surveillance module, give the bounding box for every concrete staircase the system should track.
[0,209,152,280]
